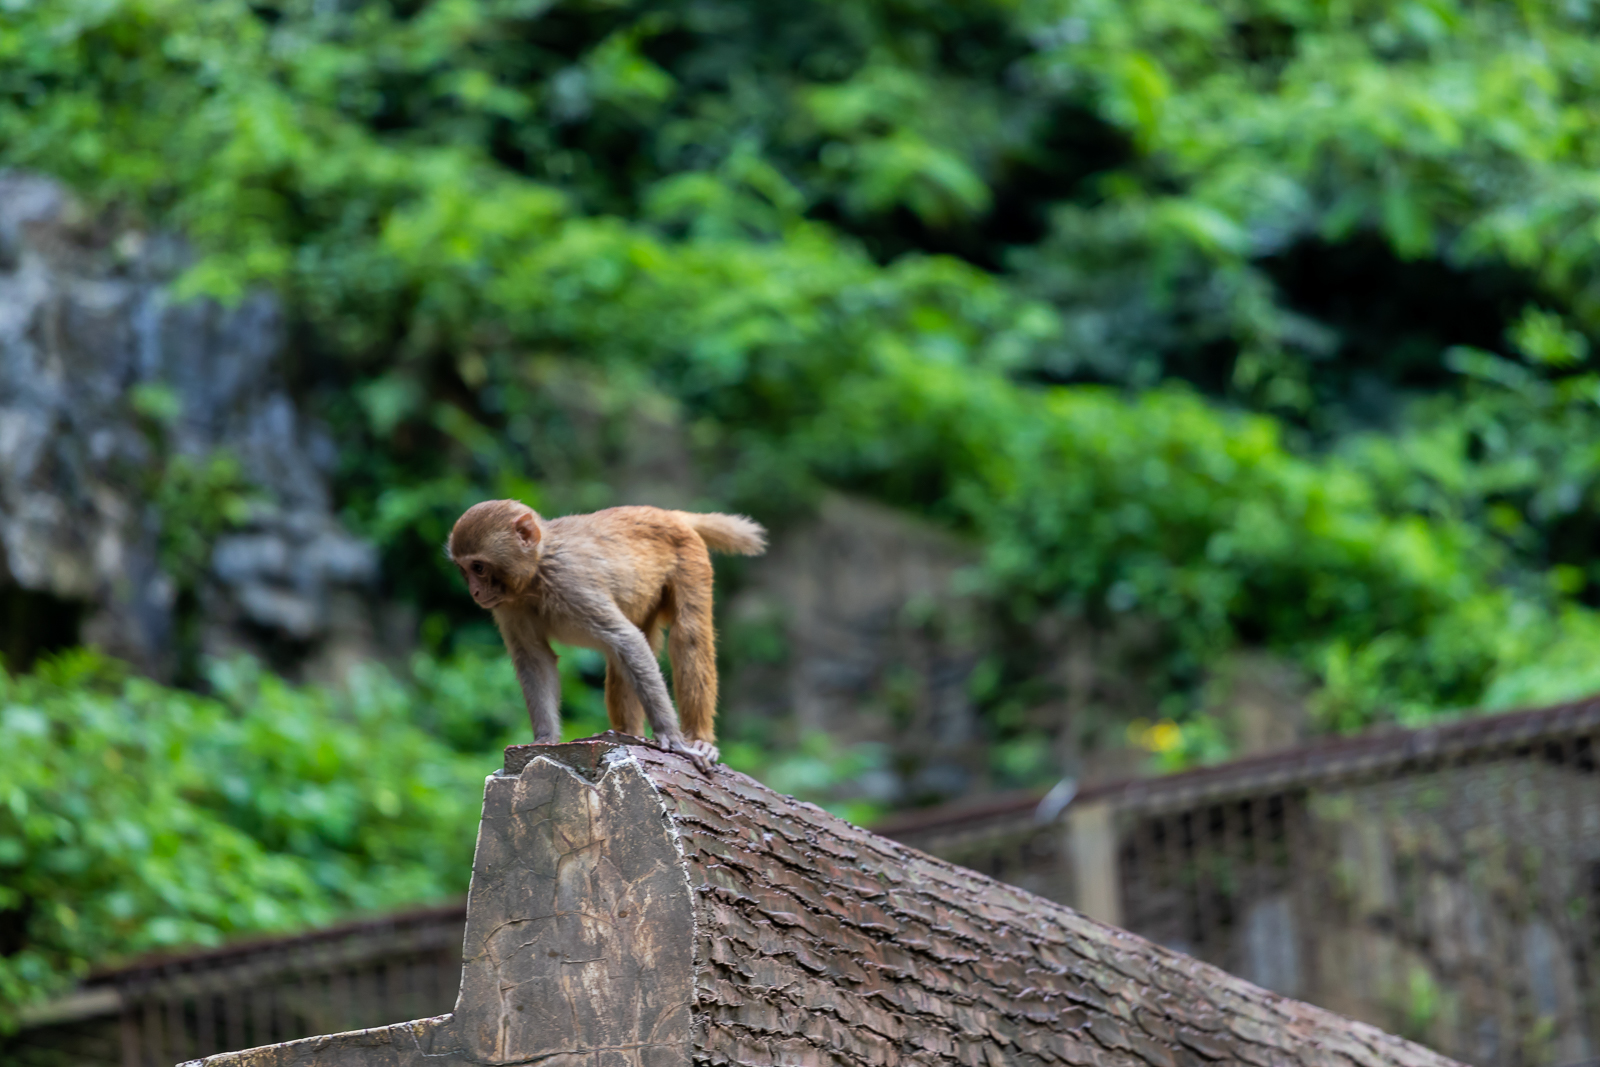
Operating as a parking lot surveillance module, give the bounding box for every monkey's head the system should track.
[447,499,544,610]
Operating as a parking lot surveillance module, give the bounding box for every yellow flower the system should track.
[1128,718,1184,754]
[1146,720,1183,754]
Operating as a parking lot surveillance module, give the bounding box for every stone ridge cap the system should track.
[502,733,644,776]
[503,733,794,797]
[498,744,642,790]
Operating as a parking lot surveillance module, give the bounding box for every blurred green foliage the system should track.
[0,645,881,1024]
[8,0,1600,1010]
[0,651,481,1026]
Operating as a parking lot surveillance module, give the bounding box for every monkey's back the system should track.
[541,506,709,626]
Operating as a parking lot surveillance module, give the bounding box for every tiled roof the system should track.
[186,737,1463,1067]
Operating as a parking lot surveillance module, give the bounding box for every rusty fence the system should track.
[3,903,465,1067]
[882,697,1600,1067]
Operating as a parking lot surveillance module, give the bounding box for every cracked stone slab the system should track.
[182,742,694,1067]
[182,736,1464,1067]
[453,745,694,1065]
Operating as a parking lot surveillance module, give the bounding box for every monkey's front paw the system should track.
[663,737,718,773]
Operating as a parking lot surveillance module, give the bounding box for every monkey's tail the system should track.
[680,512,767,556]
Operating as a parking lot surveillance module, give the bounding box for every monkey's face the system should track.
[456,556,512,610]
[447,499,546,610]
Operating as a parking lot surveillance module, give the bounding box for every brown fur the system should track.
[446,501,766,769]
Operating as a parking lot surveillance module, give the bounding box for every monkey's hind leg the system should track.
[604,621,663,738]
[667,570,719,758]
[604,657,647,736]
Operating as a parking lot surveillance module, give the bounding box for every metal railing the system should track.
[5,903,465,1067]
[883,697,1600,1066]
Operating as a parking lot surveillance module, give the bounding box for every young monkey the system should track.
[447,501,766,770]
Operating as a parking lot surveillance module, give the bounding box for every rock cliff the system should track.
[0,172,379,678]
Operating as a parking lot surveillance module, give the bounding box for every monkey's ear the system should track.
[513,511,542,548]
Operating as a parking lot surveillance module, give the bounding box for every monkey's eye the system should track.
[470,562,486,576]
